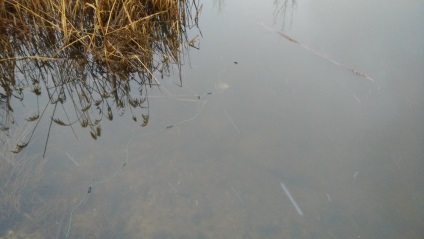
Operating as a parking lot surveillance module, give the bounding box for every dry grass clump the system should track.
[0,0,199,75]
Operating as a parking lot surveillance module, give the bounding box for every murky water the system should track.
[2,0,424,238]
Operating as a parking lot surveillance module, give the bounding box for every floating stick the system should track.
[224,110,240,134]
[353,94,361,104]
[65,152,79,166]
[353,171,359,183]
[280,182,304,216]
[231,187,244,204]
[259,23,375,82]
[168,182,179,196]
[326,193,332,202]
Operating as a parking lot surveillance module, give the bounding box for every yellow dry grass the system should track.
[0,0,200,78]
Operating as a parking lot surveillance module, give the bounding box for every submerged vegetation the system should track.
[0,0,202,154]
[0,124,48,237]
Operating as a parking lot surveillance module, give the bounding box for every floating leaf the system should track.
[132,116,137,122]
[94,99,102,106]
[31,87,42,96]
[78,92,87,99]
[90,130,97,140]
[117,99,125,108]
[141,114,149,127]
[129,98,139,108]
[52,117,68,126]
[25,113,39,122]
[50,98,59,104]
[107,107,113,121]
[58,92,66,104]
[11,141,29,153]
[96,126,101,137]
[80,119,88,128]
[101,91,110,98]
[0,125,10,131]
[81,104,91,112]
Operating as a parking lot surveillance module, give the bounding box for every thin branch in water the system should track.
[259,23,375,82]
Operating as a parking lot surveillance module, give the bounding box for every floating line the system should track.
[353,94,361,104]
[280,182,304,216]
[231,187,244,204]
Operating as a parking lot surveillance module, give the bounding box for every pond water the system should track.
[2,0,424,238]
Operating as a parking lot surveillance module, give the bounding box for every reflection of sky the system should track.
[120,0,424,237]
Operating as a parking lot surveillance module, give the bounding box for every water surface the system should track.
[2,0,423,238]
